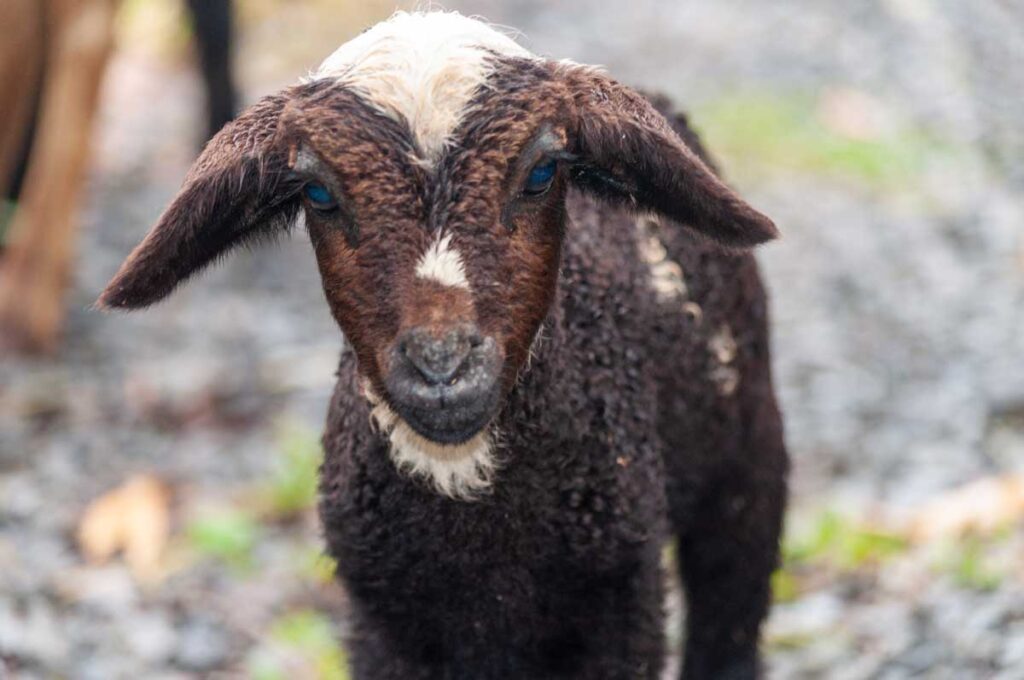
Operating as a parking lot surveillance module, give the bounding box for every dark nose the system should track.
[399,325,482,386]
[386,325,501,443]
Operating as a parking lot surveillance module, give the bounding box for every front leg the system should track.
[676,399,787,680]
[345,560,667,680]
[345,618,438,680]
[548,555,667,680]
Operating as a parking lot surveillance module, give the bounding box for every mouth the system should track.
[379,332,504,446]
[388,382,499,444]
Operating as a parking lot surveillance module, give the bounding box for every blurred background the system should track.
[1,1,1022,678]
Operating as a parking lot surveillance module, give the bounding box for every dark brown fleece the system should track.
[98,60,787,680]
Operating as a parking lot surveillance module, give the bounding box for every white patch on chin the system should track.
[363,383,495,500]
[415,234,470,289]
[312,11,532,164]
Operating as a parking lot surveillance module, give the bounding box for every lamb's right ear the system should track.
[98,90,303,309]
[560,65,778,248]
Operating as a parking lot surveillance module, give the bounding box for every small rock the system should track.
[767,591,844,641]
[53,565,137,614]
[74,655,140,680]
[895,640,949,675]
[998,623,1024,670]
[0,473,44,520]
[123,610,177,664]
[175,616,229,671]
[0,597,69,667]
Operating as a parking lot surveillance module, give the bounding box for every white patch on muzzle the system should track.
[363,383,496,499]
[312,11,531,165]
[415,234,470,289]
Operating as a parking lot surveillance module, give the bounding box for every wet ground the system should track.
[2,1,1023,678]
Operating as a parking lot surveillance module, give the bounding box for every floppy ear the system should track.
[561,66,778,248]
[98,89,304,309]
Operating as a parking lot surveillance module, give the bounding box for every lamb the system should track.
[99,11,788,679]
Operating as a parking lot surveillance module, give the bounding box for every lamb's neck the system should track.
[495,294,592,449]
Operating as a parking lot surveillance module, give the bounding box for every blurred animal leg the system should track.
[0,0,116,352]
[186,0,237,141]
[0,0,45,201]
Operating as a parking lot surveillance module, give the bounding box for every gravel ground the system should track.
[2,1,1023,678]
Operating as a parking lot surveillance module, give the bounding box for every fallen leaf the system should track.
[817,87,887,141]
[909,474,1024,542]
[77,474,172,583]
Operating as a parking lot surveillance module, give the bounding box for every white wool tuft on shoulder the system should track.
[313,11,532,164]
[364,382,497,500]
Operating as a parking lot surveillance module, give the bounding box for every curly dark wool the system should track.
[98,16,788,675]
[318,104,788,679]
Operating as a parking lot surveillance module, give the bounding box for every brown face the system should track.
[97,18,776,464]
[288,65,573,444]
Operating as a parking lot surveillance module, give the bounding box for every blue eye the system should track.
[524,159,557,196]
[303,182,337,210]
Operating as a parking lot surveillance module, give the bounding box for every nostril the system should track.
[396,323,493,387]
[399,329,477,386]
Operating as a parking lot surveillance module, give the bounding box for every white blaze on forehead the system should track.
[313,11,532,164]
[415,234,469,289]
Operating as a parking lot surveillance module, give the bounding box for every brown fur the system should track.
[99,58,776,409]
[100,41,786,678]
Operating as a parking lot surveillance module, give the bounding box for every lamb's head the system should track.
[99,11,776,497]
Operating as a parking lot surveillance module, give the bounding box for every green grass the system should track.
[934,535,1007,592]
[769,509,908,603]
[116,0,193,55]
[951,540,1002,591]
[248,609,350,680]
[691,91,955,191]
[296,547,338,586]
[261,422,323,519]
[0,198,15,245]
[186,509,260,571]
[771,568,801,604]
[765,629,817,651]
[784,509,907,571]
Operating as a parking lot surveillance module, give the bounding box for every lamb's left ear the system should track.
[98,89,303,309]
[561,66,778,247]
